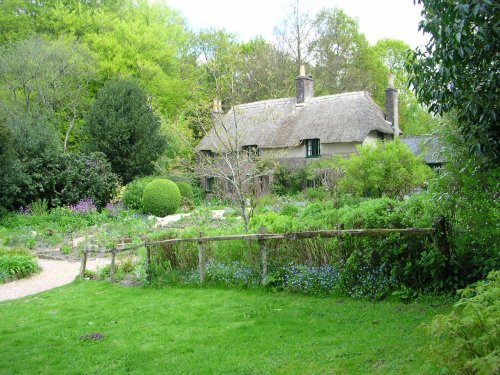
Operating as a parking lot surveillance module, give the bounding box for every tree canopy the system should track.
[85,78,166,183]
[408,0,499,163]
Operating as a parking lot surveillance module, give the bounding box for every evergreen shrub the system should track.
[142,179,181,217]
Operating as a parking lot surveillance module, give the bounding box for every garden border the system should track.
[80,218,447,284]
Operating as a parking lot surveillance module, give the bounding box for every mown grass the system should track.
[0,281,450,374]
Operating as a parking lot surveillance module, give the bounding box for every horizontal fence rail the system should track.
[80,225,440,284]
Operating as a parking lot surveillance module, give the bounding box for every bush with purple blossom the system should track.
[69,198,97,214]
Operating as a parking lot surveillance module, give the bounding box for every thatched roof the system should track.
[197,92,394,152]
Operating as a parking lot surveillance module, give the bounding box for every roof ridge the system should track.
[235,97,295,109]
[308,91,369,103]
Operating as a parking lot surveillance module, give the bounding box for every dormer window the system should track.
[242,145,260,161]
[305,139,320,158]
[200,149,214,159]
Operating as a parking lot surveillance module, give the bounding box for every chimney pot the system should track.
[299,64,306,76]
[388,74,395,89]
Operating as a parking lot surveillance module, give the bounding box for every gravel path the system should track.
[0,257,109,302]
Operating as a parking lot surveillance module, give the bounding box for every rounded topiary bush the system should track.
[175,182,194,200]
[142,179,181,217]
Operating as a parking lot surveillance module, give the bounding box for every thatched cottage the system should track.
[197,65,400,194]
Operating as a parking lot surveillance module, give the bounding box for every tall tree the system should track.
[311,8,387,105]
[408,0,499,163]
[0,36,95,150]
[373,39,437,135]
[84,78,166,183]
[238,38,296,103]
[191,29,244,109]
[274,0,317,65]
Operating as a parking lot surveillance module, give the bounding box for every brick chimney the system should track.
[296,64,314,104]
[385,74,400,137]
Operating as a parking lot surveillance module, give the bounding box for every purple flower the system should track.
[69,198,97,214]
[19,205,32,215]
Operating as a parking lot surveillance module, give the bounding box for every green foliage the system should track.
[338,140,433,198]
[0,113,61,210]
[372,38,437,135]
[422,271,500,374]
[142,179,181,217]
[304,187,329,201]
[280,203,300,217]
[426,120,500,289]
[0,36,95,150]
[0,247,39,283]
[55,152,119,209]
[409,0,500,163]
[249,212,300,233]
[122,176,155,211]
[175,182,194,200]
[85,78,166,184]
[272,165,306,196]
[312,8,387,106]
[30,199,48,216]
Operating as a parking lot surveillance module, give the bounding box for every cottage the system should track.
[197,65,402,194]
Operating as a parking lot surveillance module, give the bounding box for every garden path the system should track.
[0,257,109,302]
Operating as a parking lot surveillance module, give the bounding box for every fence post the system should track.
[198,232,206,284]
[259,226,268,285]
[434,216,450,257]
[80,250,88,278]
[143,237,151,283]
[110,249,116,283]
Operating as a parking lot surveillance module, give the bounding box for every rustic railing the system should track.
[80,223,444,284]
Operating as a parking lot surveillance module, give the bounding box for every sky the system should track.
[166,0,428,48]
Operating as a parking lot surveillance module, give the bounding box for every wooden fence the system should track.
[80,223,442,284]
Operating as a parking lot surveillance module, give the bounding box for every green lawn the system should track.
[0,281,450,374]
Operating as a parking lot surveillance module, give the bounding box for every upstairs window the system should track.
[242,145,260,161]
[305,139,320,158]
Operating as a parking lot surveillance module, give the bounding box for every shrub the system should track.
[304,187,329,201]
[69,198,97,214]
[0,247,39,283]
[280,203,300,217]
[55,152,120,209]
[0,113,61,210]
[175,182,194,200]
[422,271,500,374]
[272,165,306,195]
[338,139,433,198]
[142,179,181,217]
[123,176,155,211]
